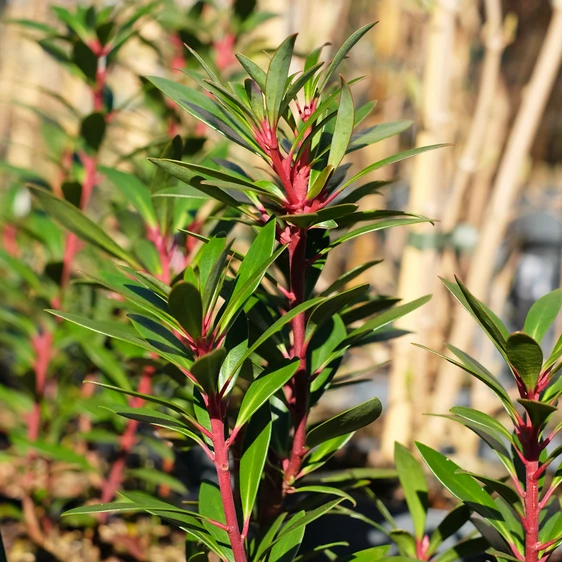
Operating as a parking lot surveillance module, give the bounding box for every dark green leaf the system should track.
[235,359,300,428]
[190,348,227,395]
[506,332,543,391]
[269,512,305,562]
[517,399,557,429]
[306,397,382,448]
[266,34,297,125]
[240,406,272,521]
[168,282,203,341]
[428,504,471,555]
[318,22,376,91]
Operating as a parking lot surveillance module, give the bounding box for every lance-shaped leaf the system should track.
[427,504,472,555]
[348,120,412,153]
[190,348,227,395]
[265,34,297,125]
[523,289,562,343]
[235,359,300,428]
[306,284,369,339]
[394,442,428,540]
[268,512,305,562]
[327,80,354,169]
[236,53,267,91]
[29,186,140,268]
[506,332,543,391]
[100,167,158,228]
[168,282,203,341]
[341,295,431,347]
[517,399,557,429]
[336,144,449,194]
[306,397,382,448]
[239,406,272,521]
[199,481,234,562]
[146,76,257,152]
[318,22,376,91]
[416,443,508,529]
[47,311,154,353]
[444,276,508,354]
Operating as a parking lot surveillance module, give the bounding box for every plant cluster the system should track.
[0,5,561,562]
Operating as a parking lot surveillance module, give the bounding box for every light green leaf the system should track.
[100,167,158,228]
[523,289,562,343]
[394,442,427,539]
[348,120,412,153]
[29,186,140,268]
[327,80,354,169]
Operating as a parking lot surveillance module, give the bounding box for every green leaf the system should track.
[292,485,355,506]
[445,276,508,355]
[300,434,353,476]
[236,53,267,91]
[306,397,382,448]
[100,167,158,229]
[342,295,431,347]
[337,144,449,193]
[450,406,514,444]
[416,443,505,523]
[318,22,376,91]
[459,472,521,509]
[235,359,300,428]
[320,260,382,296]
[394,442,428,539]
[306,284,369,339]
[339,546,390,562]
[199,481,234,562]
[348,120,412,153]
[273,499,344,544]
[168,282,203,341]
[517,399,557,428]
[29,186,140,268]
[12,437,93,471]
[323,217,431,253]
[240,406,272,521]
[523,289,562,343]
[269,512,305,562]
[415,343,517,418]
[327,81,354,169]
[190,348,227,395]
[266,34,297,125]
[388,529,416,557]
[254,514,288,561]
[48,311,154,353]
[434,538,489,562]
[427,504,471,555]
[506,332,543,391]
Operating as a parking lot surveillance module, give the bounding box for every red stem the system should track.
[283,228,309,488]
[209,398,247,562]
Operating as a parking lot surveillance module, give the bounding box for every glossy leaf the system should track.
[306,397,382,448]
[190,348,227,395]
[506,332,543,391]
[240,406,272,521]
[268,512,305,562]
[394,442,428,539]
[235,359,300,428]
[348,120,412,153]
[327,80,354,169]
[523,289,562,343]
[168,282,203,341]
[265,34,297,125]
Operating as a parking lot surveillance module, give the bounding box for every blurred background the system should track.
[1,0,561,560]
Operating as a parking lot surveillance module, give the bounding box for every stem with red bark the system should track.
[209,397,247,562]
[283,227,309,489]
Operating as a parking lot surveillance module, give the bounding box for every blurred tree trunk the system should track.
[381,0,458,460]
[422,1,562,447]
